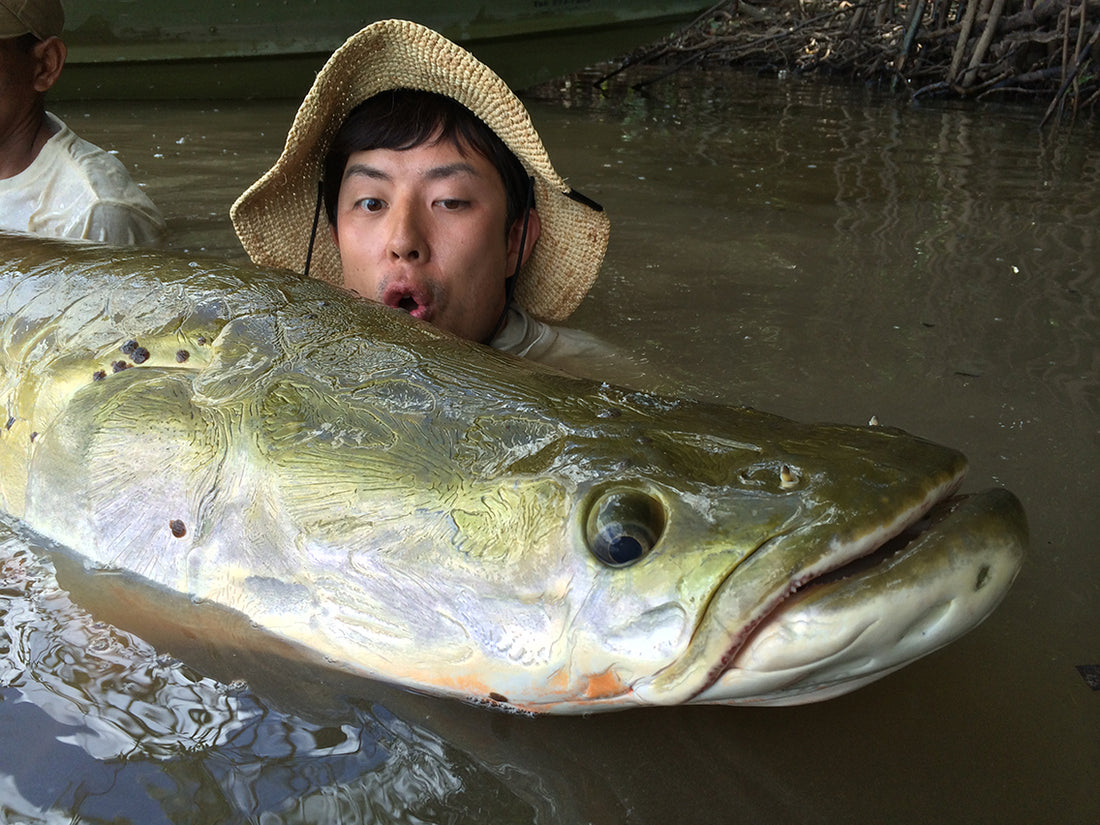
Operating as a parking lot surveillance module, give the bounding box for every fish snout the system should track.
[693,488,1028,706]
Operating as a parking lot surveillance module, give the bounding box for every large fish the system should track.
[0,234,1026,714]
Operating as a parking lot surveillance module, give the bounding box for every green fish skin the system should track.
[0,234,1026,713]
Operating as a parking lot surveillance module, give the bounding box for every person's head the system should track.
[319,89,538,341]
[231,19,609,340]
[0,0,66,134]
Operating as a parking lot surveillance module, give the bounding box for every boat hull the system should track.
[55,4,706,98]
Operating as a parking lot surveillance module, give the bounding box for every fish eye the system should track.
[585,488,667,568]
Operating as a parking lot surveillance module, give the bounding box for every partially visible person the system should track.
[0,0,164,245]
[231,19,629,378]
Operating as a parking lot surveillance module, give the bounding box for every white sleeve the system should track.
[82,201,166,246]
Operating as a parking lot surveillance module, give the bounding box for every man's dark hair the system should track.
[13,33,40,53]
[322,89,530,228]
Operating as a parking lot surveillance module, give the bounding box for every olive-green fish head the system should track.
[0,236,1026,714]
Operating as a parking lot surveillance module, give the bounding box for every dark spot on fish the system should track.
[29,432,37,442]
[131,347,150,364]
[121,340,139,355]
[93,370,107,381]
[488,692,508,704]
[176,350,190,363]
[169,519,187,538]
[597,408,622,418]
[196,336,207,346]
[112,361,130,373]
[305,313,318,320]
[5,417,13,430]
[974,564,991,591]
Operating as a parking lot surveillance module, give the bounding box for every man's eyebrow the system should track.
[422,161,481,180]
[343,163,389,182]
[341,161,482,182]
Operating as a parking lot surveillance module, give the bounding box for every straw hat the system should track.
[231,19,610,323]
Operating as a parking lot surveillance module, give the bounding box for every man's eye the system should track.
[436,199,469,211]
[356,198,385,212]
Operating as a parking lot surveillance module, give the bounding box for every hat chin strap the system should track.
[304,181,324,278]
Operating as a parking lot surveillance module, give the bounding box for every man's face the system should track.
[330,137,538,343]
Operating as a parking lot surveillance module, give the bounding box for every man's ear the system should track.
[329,222,340,250]
[31,37,66,93]
[506,208,542,277]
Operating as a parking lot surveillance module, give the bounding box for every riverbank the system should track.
[595,0,1098,124]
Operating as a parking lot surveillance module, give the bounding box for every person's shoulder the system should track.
[490,305,650,386]
[43,114,165,243]
[48,115,138,188]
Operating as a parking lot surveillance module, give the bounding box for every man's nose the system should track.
[387,202,427,262]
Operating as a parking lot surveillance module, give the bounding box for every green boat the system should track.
[54,2,707,99]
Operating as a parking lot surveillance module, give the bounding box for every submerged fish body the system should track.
[0,235,1026,713]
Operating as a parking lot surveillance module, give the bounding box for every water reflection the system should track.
[536,73,1099,426]
[0,521,555,823]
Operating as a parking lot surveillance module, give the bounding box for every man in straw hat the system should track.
[232,19,623,375]
[0,0,165,244]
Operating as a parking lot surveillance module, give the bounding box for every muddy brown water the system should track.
[1,68,1097,823]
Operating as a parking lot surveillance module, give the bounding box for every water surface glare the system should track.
[2,72,1096,823]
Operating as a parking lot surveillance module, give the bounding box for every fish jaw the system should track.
[655,488,1027,707]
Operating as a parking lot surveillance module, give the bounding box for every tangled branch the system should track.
[600,0,1099,121]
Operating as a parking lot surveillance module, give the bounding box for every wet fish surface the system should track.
[0,234,1027,713]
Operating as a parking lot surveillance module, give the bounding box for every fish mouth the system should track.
[706,488,1027,705]
[636,481,1027,707]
